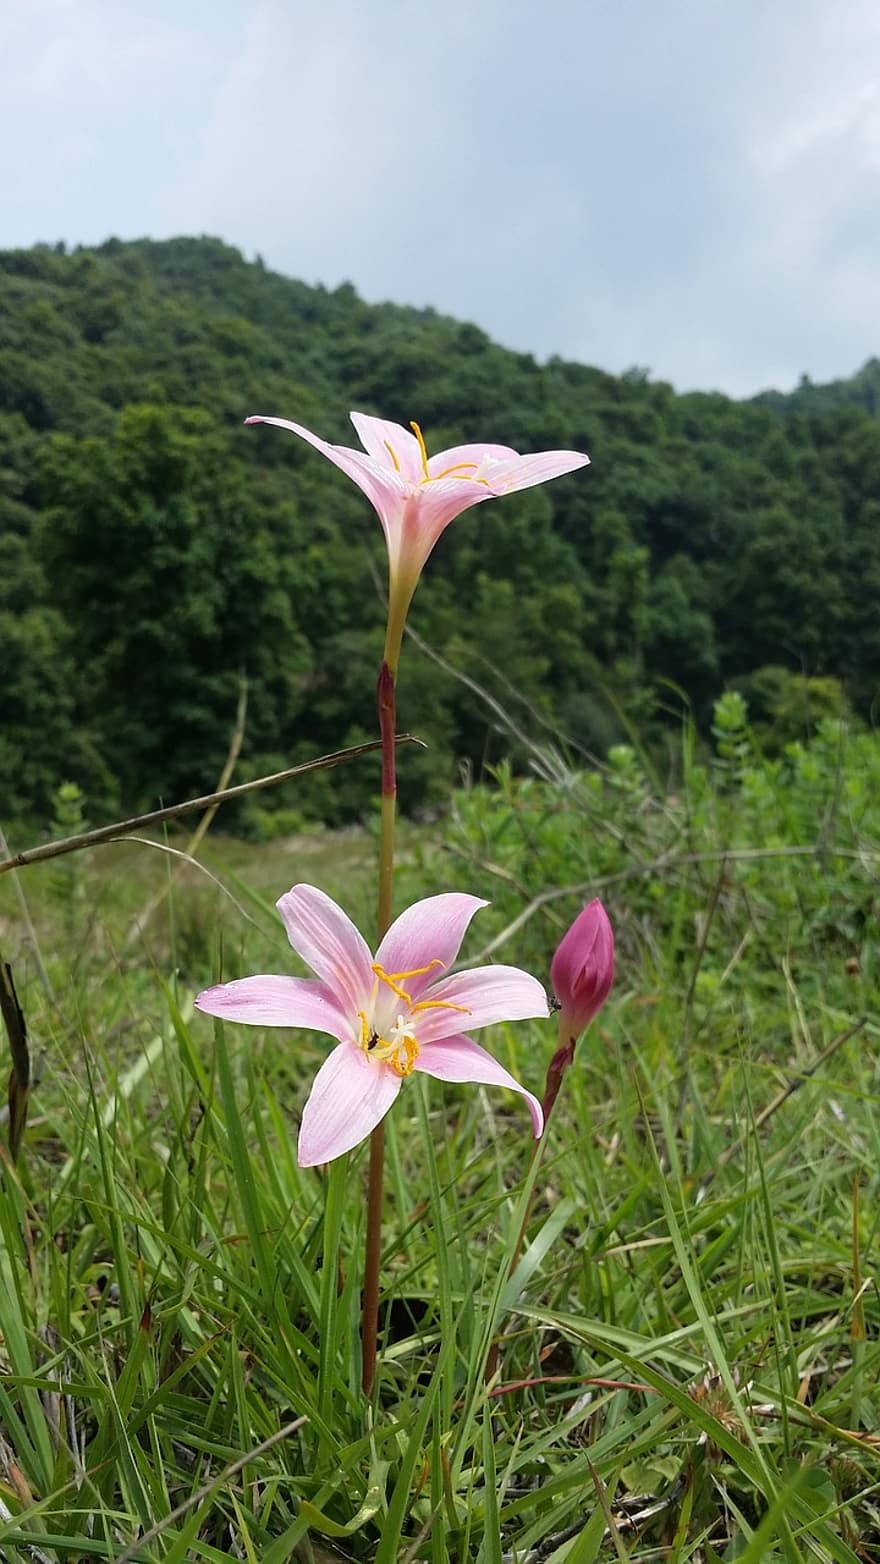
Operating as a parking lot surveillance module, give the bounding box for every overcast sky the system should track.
[2,0,878,396]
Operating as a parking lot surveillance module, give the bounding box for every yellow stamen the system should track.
[383,439,401,472]
[428,461,478,481]
[386,960,444,981]
[370,962,412,1005]
[390,1036,419,1077]
[410,420,430,481]
[370,958,443,1006]
[358,1009,420,1073]
[358,955,464,1075]
[410,998,471,1016]
[358,1010,378,1049]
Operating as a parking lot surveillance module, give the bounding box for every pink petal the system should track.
[413,965,550,1044]
[297,1042,401,1166]
[426,442,518,479]
[414,1034,543,1137]
[397,478,494,565]
[349,412,424,481]
[374,893,488,1003]
[276,884,373,1016]
[384,483,496,607]
[194,975,349,1039]
[483,449,590,495]
[245,414,409,525]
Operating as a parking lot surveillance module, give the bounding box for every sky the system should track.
[2,0,879,397]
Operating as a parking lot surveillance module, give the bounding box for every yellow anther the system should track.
[390,1035,419,1076]
[358,1010,379,1052]
[371,962,412,1005]
[386,960,443,982]
[383,439,401,472]
[410,998,471,1016]
[410,420,431,481]
[371,958,443,1006]
[429,461,478,481]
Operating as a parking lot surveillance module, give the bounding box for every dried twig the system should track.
[466,844,880,964]
[0,735,423,878]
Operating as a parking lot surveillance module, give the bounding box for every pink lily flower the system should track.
[245,411,590,668]
[195,884,548,1165]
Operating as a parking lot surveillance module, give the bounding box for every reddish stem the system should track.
[377,661,397,802]
[540,1036,576,1123]
[362,660,398,1397]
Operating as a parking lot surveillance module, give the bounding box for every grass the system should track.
[0,711,878,1561]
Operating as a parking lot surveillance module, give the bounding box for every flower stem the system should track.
[362,659,398,1396]
[376,663,397,938]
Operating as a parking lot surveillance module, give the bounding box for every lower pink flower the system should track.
[195,885,547,1165]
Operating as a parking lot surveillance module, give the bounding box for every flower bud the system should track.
[550,899,614,1044]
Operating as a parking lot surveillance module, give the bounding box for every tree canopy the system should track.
[2,235,878,826]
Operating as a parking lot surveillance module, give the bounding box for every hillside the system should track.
[2,235,879,826]
[754,356,880,418]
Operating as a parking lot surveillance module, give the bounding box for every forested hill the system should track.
[3,235,879,828]
[754,357,880,419]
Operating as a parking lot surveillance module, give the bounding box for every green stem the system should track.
[382,574,412,683]
[362,658,398,1396]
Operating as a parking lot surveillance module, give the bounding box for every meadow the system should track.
[0,698,877,1562]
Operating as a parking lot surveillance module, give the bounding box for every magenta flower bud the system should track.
[550,899,614,1044]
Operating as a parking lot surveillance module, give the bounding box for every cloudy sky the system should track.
[2,0,878,396]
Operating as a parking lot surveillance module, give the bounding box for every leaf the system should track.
[0,957,29,1162]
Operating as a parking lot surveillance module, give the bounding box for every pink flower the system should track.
[245,411,590,668]
[195,884,548,1165]
[550,899,614,1044]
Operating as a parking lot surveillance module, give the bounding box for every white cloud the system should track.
[2,0,879,395]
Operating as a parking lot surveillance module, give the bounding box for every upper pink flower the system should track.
[195,884,548,1165]
[245,411,590,667]
[550,899,614,1044]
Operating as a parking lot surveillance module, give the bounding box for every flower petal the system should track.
[385,480,495,594]
[426,442,518,479]
[482,449,590,495]
[414,1034,543,1137]
[375,893,488,1002]
[349,411,424,481]
[413,965,549,1043]
[245,414,409,523]
[297,1042,401,1166]
[194,975,349,1039]
[276,884,373,1016]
